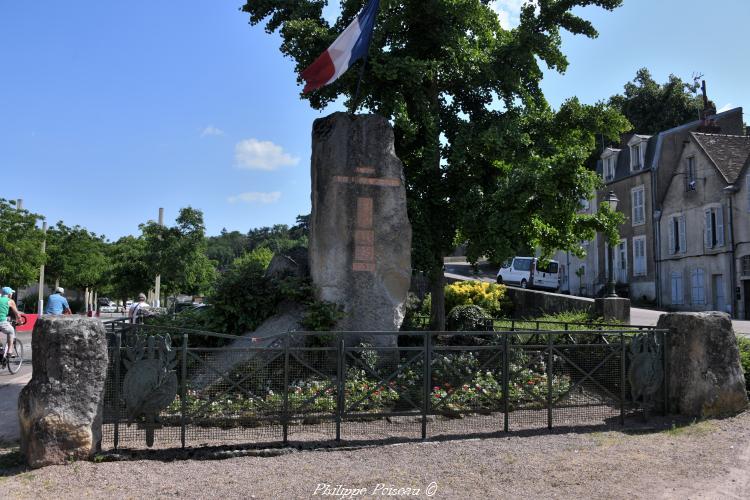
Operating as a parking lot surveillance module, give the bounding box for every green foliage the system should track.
[46,222,109,290]
[444,280,511,317]
[301,301,344,331]
[247,220,309,254]
[737,336,750,397]
[608,68,708,135]
[446,304,491,331]
[0,198,45,287]
[243,0,627,329]
[140,207,217,297]
[206,229,250,271]
[101,235,152,302]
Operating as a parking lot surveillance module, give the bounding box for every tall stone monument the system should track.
[310,113,412,345]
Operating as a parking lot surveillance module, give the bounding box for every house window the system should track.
[704,206,725,249]
[668,215,687,254]
[604,156,615,181]
[631,185,645,225]
[691,268,706,305]
[671,272,684,305]
[633,236,647,276]
[630,142,643,171]
[742,255,750,276]
[686,156,696,191]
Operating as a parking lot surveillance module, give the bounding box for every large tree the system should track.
[141,207,216,299]
[608,68,709,135]
[102,235,153,304]
[243,0,627,328]
[0,198,45,288]
[46,222,109,292]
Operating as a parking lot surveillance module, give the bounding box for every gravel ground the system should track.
[1,411,749,499]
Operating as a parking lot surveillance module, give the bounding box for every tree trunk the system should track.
[429,263,445,331]
[84,287,89,315]
[54,277,60,289]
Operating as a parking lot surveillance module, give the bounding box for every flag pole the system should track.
[349,52,370,115]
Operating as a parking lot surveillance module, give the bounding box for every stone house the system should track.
[588,107,745,305]
[555,195,599,297]
[658,131,750,317]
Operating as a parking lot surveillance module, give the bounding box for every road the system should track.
[444,259,750,335]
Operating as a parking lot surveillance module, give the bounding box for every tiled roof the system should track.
[691,132,750,183]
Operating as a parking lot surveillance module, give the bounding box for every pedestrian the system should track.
[45,287,72,315]
[0,287,21,360]
[128,293,150,324]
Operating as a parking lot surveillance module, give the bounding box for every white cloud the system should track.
[227,191,282,204]
[717,102,734,113]
[200,125,224,137]
[490,0,536,29]
[234,138,299,171]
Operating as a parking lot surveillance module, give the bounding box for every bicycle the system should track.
[1,314,25,374]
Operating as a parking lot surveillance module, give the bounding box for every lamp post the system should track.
[601,190,620,298]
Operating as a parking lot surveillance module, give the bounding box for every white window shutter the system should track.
[679,216,687,254]
[668,219,675,255]
[717,206,725,246]
[704,209,712,249]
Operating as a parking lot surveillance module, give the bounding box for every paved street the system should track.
[445,259,750,335]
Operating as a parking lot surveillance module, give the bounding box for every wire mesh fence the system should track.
[100,323,668,451]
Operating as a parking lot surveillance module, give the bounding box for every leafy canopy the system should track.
[0,198,45,288]
[608,68,709,135]
[46,222,109,290]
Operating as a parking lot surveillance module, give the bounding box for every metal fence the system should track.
[101,323,668,451]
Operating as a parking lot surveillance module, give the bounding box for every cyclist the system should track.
[0,286,21,361]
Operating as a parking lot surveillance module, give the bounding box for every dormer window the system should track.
[601,148,620,182]
[627,135,650,172]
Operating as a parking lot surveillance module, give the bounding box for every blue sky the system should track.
[1,0,748,240]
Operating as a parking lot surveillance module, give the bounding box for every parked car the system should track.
[496,257,560,291]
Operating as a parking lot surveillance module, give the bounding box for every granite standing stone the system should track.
[657,312,748,417]
[310,112,412,346]
[18,317,108,468]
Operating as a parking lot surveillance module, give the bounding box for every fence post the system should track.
[502,332,509,433]
[422,332,432,440]
[620,331,626,426]
[180,333,188,449]
[336,335,344,442]
[283,333,290,445]
[113,332,121,451]
[547,332,553,430]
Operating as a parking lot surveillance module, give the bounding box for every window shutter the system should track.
[746,175,750,212]
[716,206,725,246]
[679,216,687,254]
[668,219,675,255]
[704,209,712,249]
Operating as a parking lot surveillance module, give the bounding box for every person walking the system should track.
[0,287,21,360]
[128,293,150,324]
[45,287,72,315]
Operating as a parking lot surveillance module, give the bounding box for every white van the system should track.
[496,257,560,291]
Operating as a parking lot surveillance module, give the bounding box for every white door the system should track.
[713,274,726,312]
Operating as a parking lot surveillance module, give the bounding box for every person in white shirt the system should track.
[128,293,150,324]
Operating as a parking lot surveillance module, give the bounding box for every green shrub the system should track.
[446,304,491,331]
[444,280,512,317]
[301,301,344,331]
[738,336,750,397]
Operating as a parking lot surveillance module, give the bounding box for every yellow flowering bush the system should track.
[444,280,512,317]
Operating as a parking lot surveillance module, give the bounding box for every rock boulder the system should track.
[657,312,748,417]
[18,317,108,468]
[309,112,412,346]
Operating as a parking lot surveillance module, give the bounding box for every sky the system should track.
[1,0,749,240]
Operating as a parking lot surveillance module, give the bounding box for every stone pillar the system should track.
[594,297,630,323]
[19,317,108,468]
[657,312,748,417]
[309,113,412,346]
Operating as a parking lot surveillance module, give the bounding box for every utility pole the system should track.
[38,221,47,315]
[154,207,164,308]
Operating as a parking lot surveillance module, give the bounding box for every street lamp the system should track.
[601,190,620,298]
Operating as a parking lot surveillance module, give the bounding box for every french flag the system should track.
[301,0,380,93]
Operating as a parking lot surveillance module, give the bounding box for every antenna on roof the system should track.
[701,80,708,110]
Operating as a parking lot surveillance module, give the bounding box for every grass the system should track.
[664,419,717,437]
